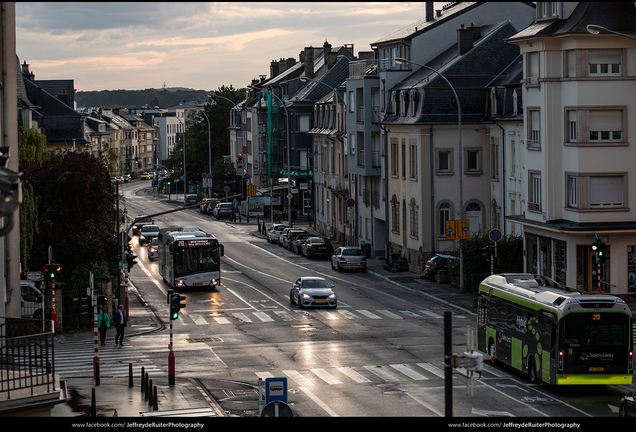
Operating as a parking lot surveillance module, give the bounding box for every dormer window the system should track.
[537,2,559,19]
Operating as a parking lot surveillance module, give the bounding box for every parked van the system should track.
[20,280,44,319]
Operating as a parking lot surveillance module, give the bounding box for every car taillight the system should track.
[362,257,366,262]
[558,351,564,371]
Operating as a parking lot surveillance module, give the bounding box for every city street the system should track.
[115,181,633,418]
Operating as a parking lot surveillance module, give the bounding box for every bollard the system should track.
[153,386,158,410]
[91,387,96,417]
[95,361,100,386]
[140,367,145,393]
[145,376,151,401]
[129,363,134,388]
[149,382,154,406]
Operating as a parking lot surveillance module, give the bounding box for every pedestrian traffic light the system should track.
[170,293,186,320]
[125,252,138,270]
[42,263,62,279]
[592,242,607,263]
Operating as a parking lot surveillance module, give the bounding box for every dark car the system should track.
[138,224,160,246]
[301,237,334,259]
[280,228,307,250]
[185,194,198,206]
[423,254,456,281]
[620,392,636,417]
[132,216,153,236]
[290,276,337,309]
[291,233,312,254]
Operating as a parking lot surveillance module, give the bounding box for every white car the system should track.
[290,276,337,309]
[148,237,159,260]
[266,223,288,243]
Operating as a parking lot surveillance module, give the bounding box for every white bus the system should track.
[158,227,224,289]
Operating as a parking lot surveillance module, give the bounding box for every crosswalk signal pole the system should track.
[168,292,175,386]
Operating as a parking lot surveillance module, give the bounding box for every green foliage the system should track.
[22,151,119,281]
[447,232,524,288]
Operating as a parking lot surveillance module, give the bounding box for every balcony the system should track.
[326,174,347,192]
[1,318,65,415]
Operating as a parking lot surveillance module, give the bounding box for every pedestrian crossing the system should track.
[175,306,467,326]
[254,361,505,387]
[54,340,163,379]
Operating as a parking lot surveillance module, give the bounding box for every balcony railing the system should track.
[1,318,56,399]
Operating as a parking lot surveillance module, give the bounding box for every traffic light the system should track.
[135,157,139,165]
[170,293,186,320]
[592,242,607,263]
[237,154,242,163]
[125,252,138,270]
[42,263,62,279]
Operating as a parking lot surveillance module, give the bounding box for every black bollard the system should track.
[128,363,134,388]
[140,366,145,393]
[153,386,159,410]
[145,376,151,401]
[95,362,100,386]
[152,385,158,409]
[91,387,96,417]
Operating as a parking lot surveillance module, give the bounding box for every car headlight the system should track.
[302,293,312,299]
[177,280,185,287]
[328,293,336,299]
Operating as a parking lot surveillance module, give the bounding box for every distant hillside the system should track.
[75,88,212,109]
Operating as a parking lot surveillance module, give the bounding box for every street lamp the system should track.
[199,109,212,198]
[394,57,465,293]
[586,24,636,41]
[208,93,242,198]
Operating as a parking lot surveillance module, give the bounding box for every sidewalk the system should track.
[51,283,225,418]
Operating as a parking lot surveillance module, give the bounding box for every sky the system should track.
[15,2,430,92]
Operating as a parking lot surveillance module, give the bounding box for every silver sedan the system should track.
[331,246,367,272]
[290,277,337,309]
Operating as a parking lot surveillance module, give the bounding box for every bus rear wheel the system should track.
[528,358,538,383]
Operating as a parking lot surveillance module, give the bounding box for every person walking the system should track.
[114,304,127,346]
[97,308,110,346]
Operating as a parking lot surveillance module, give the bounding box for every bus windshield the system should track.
[173,240,220,277]
[563,312,630,348]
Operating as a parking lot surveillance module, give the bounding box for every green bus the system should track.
[477,273,633,385]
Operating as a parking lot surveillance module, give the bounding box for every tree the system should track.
[22,151,119,281]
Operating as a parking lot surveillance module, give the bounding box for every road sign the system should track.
[445,220,470,240]
[346,198,355,207]
[224,186,230,193]
[489,228,502,243]
[287,193,293,200]
[265,377,287,404]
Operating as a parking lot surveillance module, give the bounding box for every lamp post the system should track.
[199,109,212,198]
[394,57,465,293]
[586,24,636,41]
[208,93,242,200]
[268,91,292,227]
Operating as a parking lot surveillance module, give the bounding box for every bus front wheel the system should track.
[488,339,497,365]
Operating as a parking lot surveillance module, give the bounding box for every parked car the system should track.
[266,223,288,243]
[148,237,159,260]
[20,280,44,319]
[423,254,456,281]
[122,174,131,183]
[139,224,160,246]
[290,276,337,309]
[280,228,307,249]
[185,194,198,206]
[331,246,367,272]
[200,198,217,214]
[214,203,234,219]
[301,237,334,259]
[619,392,636,417]
[140,172,152,180]
[291,233,312,254]
[132,216,153,236]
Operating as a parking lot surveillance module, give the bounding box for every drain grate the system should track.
[222,389,259,398]
[187,337,223,343]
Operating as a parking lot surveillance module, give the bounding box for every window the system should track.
[490,137,499,181]
[527,109,541,148]
[350,133,355,155]
[391,195,400,233]
[399,90,406,117]
[437,149,452,174]
[439,202,451,237]
[401,139,406,178]
[390,138,399,176]
[568,173,627,210]
[589,110,623,142]
[589,49,621,76]
[299,115,311,132]
[526,52,539,85]
[590,176,624,208]
[409,139,418,180]
[409,89,418,116]
[465,148,482,174]
[409,198,419,239]
[566,174,578,208]
[528,171,541,212]
[565,107,625,145]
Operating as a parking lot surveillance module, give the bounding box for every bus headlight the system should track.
[177,279,185,287]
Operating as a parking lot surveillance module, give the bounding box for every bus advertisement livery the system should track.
[477,273,633,385]
[158,227,224,289]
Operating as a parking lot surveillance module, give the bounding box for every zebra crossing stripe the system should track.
[311,368,343,385]
[363,365,400,382]
[253,312,274,322]
[232,313,252,323]
[390,364,428,381]
[357,310,382,319]
[416,362,445,379]
[284,370,314,387]
[336,367,371,383]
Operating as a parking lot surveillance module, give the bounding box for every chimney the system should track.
[324,40,336,69]
[426,2,434,21]
[457,24,474,55]
[270,59,280,78]
[304,46,314,78]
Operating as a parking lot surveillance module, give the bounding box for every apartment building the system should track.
[506,2,636,295]
[346,1,536,261]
